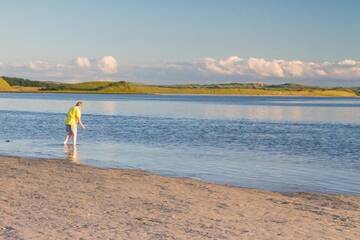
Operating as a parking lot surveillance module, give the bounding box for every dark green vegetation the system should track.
[2,76,58,88]
[1,76,359,97]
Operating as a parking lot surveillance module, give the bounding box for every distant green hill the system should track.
[40,81,358,97]
[1,76,359,97]
[2,76,58,88]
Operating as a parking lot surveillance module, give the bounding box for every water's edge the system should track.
[2,153,358,197]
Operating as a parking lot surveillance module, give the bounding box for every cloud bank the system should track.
[1,55,360,86]
[202,56,360,81]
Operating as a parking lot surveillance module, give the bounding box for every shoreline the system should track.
[0,90,358,98]
[1,156,359,239]
[2,153,358,196]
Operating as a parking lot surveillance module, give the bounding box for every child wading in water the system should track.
[64,101,85,146]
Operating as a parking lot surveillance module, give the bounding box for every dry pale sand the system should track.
[0,156,359,240]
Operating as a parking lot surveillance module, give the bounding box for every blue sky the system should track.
[0,0,360,86]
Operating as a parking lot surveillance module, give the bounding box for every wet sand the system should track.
[0,156,359,240]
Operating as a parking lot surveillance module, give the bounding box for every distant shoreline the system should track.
[0,90,359,98]
[1,76,359,97]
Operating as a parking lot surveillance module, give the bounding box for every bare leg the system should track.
[64,125,72,145]
[72,127,78,146]
[64,134,70,145]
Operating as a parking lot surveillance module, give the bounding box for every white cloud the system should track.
[314,69,327,76]
[338,59,357,66]
[201,56,360,81]
[248,58,284,77]
[75,57,91,68]
[204,56,245,75]
[280,60,304,77]
[97,56,118,74]
[1,55,360,86]
[28,60,51,71]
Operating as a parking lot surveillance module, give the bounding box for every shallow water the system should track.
[0,93,359,194]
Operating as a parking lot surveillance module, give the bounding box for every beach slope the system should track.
[0,156,359,239]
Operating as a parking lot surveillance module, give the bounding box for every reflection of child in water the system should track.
[64,145,79,164]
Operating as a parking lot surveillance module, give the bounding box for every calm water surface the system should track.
[0,93,359,194]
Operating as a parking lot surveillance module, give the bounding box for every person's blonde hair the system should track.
[76,101,83,106]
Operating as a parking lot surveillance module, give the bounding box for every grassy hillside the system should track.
[39,81,358,97]
[44,81,114,91]
[2,76,57,88]
[1,76,359,97]
[0,77,13,91]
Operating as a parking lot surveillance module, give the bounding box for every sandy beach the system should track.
[0,156,359,240]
